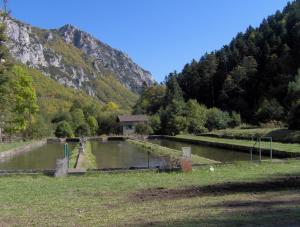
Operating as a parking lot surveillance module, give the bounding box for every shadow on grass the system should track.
[132,176,300,202]
[208,198,300,208]
[266,129,300,143]
[137,206,300,227]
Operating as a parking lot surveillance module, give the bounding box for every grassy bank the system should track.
[77,141,97,169]
[68,144,79,168]
[68,142,97,169]
[171,135,300,156]
[0,141,34,153]
[203,128,300,143]
[128,139,220,165]
[0,161,300,226]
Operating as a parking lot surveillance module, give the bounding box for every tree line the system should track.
[0,17,39,142]
[52,100,125,138]
[134,1,300,132]
[133,79,241,135]
[134,1,300,133]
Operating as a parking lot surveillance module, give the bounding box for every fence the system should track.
[250,137,273,161]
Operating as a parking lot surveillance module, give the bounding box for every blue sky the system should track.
[9,0,291,82]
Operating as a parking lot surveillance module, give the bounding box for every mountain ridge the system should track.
[3,16,154,108]
[55,23,154,91]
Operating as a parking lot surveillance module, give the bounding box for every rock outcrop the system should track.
[4,17,154,94]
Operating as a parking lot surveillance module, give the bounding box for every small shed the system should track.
[117,115,148,135]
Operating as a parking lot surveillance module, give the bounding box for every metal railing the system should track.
[250,136,273,161]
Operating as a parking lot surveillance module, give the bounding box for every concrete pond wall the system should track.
[163,136,298,158]
[0,140,47,162]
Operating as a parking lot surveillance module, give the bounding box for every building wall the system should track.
[121,121,146,135]
[123,126,135,135]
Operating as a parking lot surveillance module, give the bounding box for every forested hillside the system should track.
[134,0,300,134]
[173,0,300,123]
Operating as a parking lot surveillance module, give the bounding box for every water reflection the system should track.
[91,140,162,168]
[150,139,263,162]
[0,143,75,170]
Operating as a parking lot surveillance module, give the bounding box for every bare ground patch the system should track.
[127,190,300,227]
[131,177,300,202]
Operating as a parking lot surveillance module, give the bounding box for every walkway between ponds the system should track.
[68,141,96,174]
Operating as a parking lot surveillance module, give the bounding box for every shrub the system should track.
[149,114,161,134]
[70,108,85,129]
[97,113,120,135]
[69,99,84,112]
[229,111,241,128]
[185,100,208,134]
[102,102,120,112]
[30,115,52,138]
[260,120,285,128]
[238,123,256,129]
[288,102,300,129]
[288,69,300,101]
[135,123,153,135]
[55,121,73,138]
[51,112,72,124]
[24,115,52,139]
[190,124,208,135]
[255,98,284,123]
[205,108,231,131]
[75,123,91,137]
[86,116,98,135]
[83,105,99,119]
[165,115,187,135]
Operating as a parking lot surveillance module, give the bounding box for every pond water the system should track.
[0,143,74,170]
[149,138,264,162]
[91,141,163,169]
[0,138,266,170]
[0,141,163,170]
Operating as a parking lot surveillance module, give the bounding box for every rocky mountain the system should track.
[57,24,154,92]
[3,16,154,107]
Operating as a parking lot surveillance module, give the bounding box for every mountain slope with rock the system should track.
[3,16,155,108]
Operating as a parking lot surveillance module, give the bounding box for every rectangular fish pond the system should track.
[0,140,164,170]
[0,138,268,170]
[90,140,162,169]
[149,138,266,163]
[0,143,75,170]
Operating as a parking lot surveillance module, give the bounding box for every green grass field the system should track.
[174,135,300,154]
[0,141,32,153]
[0,161,300,226]
[204,128,300,143]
